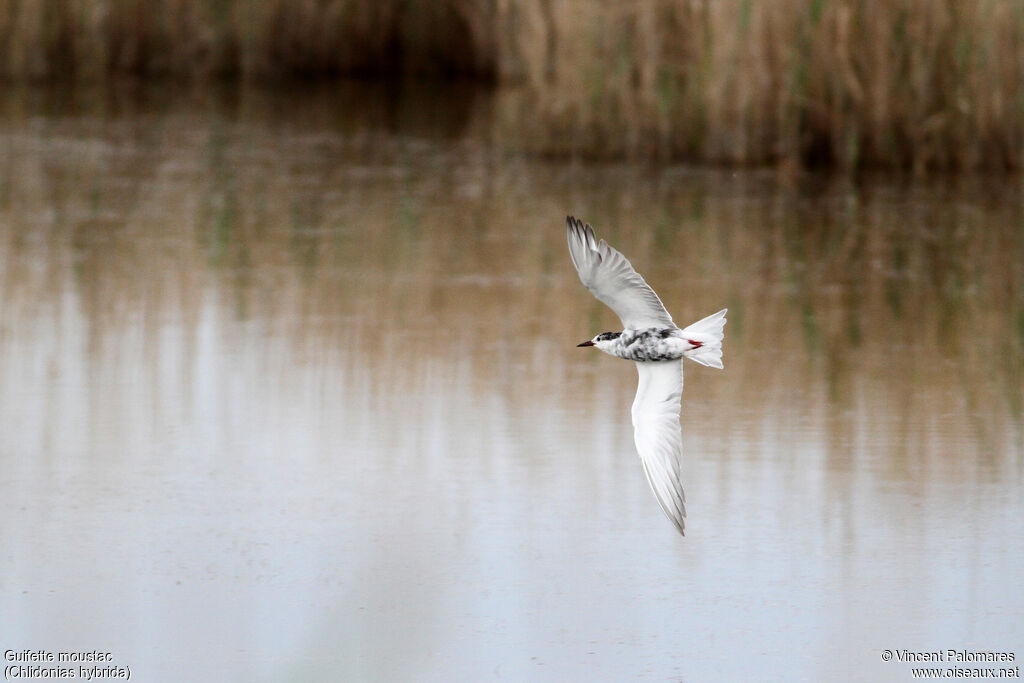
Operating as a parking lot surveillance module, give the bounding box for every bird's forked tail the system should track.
[680,309,727,369]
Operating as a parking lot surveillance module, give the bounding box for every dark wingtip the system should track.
[566,215,594,240]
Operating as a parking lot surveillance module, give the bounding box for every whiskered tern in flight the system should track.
[566,216,727,536]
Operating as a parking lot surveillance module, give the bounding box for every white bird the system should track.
[566,216,726,536]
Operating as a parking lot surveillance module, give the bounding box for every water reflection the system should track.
[0,84,1022,682]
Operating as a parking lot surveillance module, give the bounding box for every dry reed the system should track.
[1,0,1022,170]
[505,0,1024,171]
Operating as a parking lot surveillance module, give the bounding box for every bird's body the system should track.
[566,216,727,536]
[582,328,704,362]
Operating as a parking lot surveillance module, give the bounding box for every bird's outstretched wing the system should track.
[631,360,687,535]
[566,216,675,330]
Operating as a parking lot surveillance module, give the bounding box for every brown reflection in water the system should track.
[0,84,1021,478]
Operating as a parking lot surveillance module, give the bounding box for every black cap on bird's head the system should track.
[577,331,621,348]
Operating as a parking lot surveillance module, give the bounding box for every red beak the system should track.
[577,340,595,347]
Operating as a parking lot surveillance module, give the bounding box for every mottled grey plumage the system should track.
[603,328,701,362]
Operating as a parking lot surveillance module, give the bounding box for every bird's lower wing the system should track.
[631,361,687,535]
[566,216,675,330]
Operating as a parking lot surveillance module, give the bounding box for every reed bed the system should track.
[1,0,1022,170]
[506,0,1024,170]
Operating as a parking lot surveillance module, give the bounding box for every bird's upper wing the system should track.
[566,216,675,330]
[631,360,686,535]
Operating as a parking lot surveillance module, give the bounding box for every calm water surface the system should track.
[1,84,1022,682]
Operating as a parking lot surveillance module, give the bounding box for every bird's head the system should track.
[577,331,622,351]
